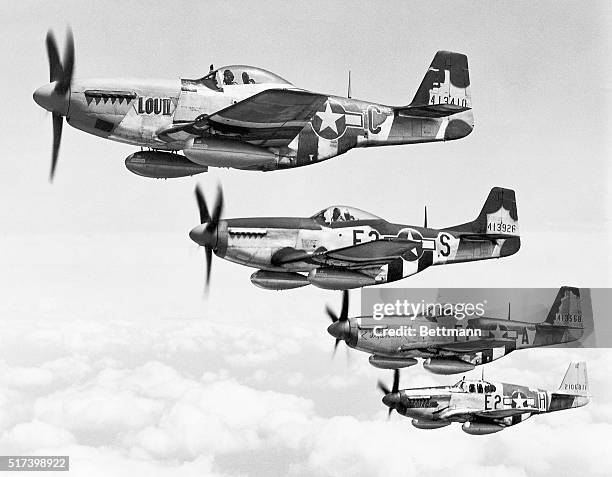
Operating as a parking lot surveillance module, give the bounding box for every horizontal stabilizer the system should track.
[395,104,470,119]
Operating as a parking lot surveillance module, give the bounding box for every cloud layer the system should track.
[0,316,610,476]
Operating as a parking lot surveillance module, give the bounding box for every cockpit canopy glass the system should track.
[187,65,293,91]
[453,379,496,393]
[311,206,382,225]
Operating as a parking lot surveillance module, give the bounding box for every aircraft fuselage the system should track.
[202,216,518,287]
[47,76,473,172]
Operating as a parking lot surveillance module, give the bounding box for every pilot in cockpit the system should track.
[223,69,237,85]
[242,72,256,84]
[332,207,343,222]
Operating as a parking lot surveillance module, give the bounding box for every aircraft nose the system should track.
[327,319,351,341]
[33,82,69,116]
[382,392,401,408]
[189,223,218,248]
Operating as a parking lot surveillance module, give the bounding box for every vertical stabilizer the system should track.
[544,287,582,328]
[558,362,588,396]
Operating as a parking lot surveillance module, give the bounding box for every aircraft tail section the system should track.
[446,187,519,238]
[544,287,583,328]
[549,362,590,411]
[400,51,472,119]
[435,187,520,263]
[558,362,588,396]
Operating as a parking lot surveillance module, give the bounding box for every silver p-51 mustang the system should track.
[34,30,473,180]
[378,362,589,434]
[189,186,519,290]
[326,287,584,373]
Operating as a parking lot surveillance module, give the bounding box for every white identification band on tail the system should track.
[486,206,519,235]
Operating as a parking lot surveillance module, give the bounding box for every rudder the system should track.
[408,51,472,116]
[544,287,582,328]
[558,362,588,396]
[447,187,519,237]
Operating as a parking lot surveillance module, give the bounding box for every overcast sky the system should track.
[0,1,611,476]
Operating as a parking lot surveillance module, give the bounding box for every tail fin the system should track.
[544,287,583,328]
[403,51,472,118]
[447,187,519,237]
[558,362,588,396]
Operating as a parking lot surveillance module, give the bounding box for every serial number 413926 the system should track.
[487,222,516,234]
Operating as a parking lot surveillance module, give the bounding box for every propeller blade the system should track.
[50,113,63,181]
[204,246,212,292]
[209,185,224,228]
[387,407,393,418]
[377,380,390,395]
[45,30,62,82]
[333,338,340,356]
[325,305,338,323]
[194,184,211,224]
[194,184,224,294]
[339,290,349,321]
[392,368,400,394]
[56,27,74,94]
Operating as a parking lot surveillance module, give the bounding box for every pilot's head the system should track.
[332,208,341,221]
[223,69,235,84]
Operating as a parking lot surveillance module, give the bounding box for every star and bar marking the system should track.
[311,100,363,140]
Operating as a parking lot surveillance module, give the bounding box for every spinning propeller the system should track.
[378,369,401,417]
[191,184,224,291]
[326,290,350,355]
[35,28,75,181]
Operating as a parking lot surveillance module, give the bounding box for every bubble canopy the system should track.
[311,206,382,225]
[453,379,497,393]
[188,65,293,91]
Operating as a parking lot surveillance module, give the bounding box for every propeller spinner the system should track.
[378,369,401,417]
[33,28,75,181]
[190,184,224,291]
[326,290,351,356]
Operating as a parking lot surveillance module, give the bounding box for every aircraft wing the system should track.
[437,407,482,420]
[473,408,539,419]
[272,239,421,269]
[162,89,328,147]
[439,407,536,421]
[437,340,515,353]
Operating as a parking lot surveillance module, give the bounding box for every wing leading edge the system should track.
[272,239,421,269]
[160,89,327,147]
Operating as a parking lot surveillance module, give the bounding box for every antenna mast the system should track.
[347,70,352,98]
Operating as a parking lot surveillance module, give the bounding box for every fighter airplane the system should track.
[33,29,473,181]
[378,362,589,434]
[327,287,585,374]
[189,186,519,290]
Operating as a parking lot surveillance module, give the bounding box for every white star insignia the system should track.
[489,325,505,339]
[512,393,528,408]
[316,103,343,134]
